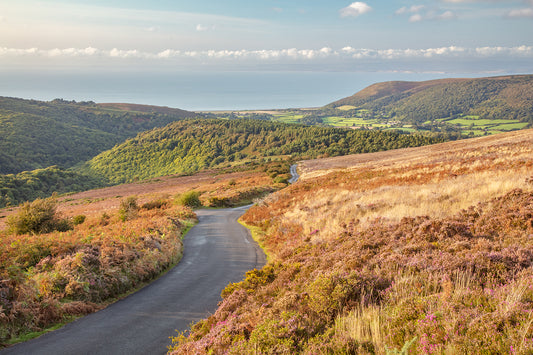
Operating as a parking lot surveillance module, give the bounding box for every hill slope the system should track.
[171,129,533,354]
[81,119,451,184]
[328,74,533,124]
[0,97,198,174]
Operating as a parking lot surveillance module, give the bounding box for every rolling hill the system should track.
[327,74,533,124]
[0,97,199,175]
[171,128,533,354]
[80,119,451,184]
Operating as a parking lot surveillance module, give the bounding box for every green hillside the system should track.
[0,166,104,208]
[81,119,452,184]
[327,74,533,125]
[0,97,199,174]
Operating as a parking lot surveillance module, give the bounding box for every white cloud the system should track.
[437,10,457,20]
[272,7,283,13]
[395,5,425,15]
[506,8,533,18]
[405,10,457,22]
[409,14,424,22]
[340,2,372,18]
[1,45,532,62]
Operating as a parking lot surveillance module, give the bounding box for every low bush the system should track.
[0,202,194,345]
[6,197,72,235]
[72,215,86,225]
[176,191,202,208]
[118,196,139,221]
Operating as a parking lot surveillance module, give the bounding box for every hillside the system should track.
[327,74,533,125]
[170,129,533,354]
[0,97,199,174]
[81,119,451,184]
[0,166,280,346]
[97,103,196,117]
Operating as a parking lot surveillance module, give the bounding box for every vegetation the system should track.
[0,196,196,346]
[327,74,533,126]
[0,166,105,208]
[0,96,198,175]
[118,197,140,221]
[82,119,452,184]
[6,197,72,235]
[0,168,281,346]
[169,129,533,354]
[176,191,202,208]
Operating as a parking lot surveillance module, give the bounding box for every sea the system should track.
[0,70,496,111]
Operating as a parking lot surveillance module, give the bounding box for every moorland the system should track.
[171,128,533,354]
[0,74,532,352]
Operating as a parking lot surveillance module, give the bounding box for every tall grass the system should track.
[170,130,533,354]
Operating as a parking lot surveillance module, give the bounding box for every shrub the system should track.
[6,197,72,235]
[273,174,290,184]
[118,196,139,221]
[207,196,230,208]
[72,215,86,225]
[177,191,202,208]
[141,199,169,210]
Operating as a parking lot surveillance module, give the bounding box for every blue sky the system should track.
[1,0,532,74]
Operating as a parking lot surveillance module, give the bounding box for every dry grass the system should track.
[0,168,277,346]
[298,129,533,179]
[172,130,533,354]
[0,170,273,231]
[266,129,533,243]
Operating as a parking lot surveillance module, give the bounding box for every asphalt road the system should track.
[288,164,299,184]
[2,206,266,355]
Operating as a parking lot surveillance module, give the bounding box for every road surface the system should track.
[288,164,299,184]
[2,206,265,355]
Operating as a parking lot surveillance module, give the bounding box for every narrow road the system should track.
[288,164,299,184]
[2,206,266,355]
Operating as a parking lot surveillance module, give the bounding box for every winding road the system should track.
[2,206,266,355]
[288,164,299,184]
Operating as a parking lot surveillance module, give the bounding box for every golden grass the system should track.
[277,130,533,242]
[335,305,385,353]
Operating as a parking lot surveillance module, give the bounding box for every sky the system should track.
[0,0,532,75]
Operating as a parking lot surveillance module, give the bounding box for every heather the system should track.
[0,168,279,346]
[0,197,195,346]
[170,130,533,354]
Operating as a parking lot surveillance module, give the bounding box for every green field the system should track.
[230,109,530,137]
[271,114,304,124]
[322,116,381,126]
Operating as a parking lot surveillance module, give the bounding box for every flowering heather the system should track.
[170,130,533,354]
[0,199,195,346]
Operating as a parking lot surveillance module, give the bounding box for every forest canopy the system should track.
[82,119,454,184]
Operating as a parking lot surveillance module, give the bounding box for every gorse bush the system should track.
[177,191,202,208]
[6,197,72,235]
[72,215,86,225]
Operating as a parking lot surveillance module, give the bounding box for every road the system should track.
[288,164,299,184]
[1,206,266,355]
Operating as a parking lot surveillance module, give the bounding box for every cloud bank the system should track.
[2,45,531,61]
[1,45,532,74]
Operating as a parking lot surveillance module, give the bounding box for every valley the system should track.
[1,74,533,353]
